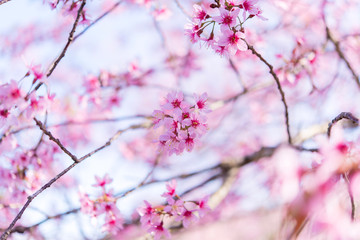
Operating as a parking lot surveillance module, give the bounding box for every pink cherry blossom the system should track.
[213,7,240,31]
[149,221,171,240]
[93,174,113,188]
[218,28,247,55]
[161,180,177,201]
[192,4,208,22]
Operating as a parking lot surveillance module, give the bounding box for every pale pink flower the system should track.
[138,200,155,227]
[192,4,208,22]
[213,7,240,31]
[179,131,198,152]
[196,195,211,218]
[102,214,124,234]
[28,64,44,84]
[162,91,185,111]
[182,113,207,136]
[241,0,266,20]
[176,209,198,228]
[152,110,165,129]
[152,5,172,21]
[164,198,185,216]
[194,92,210,113]
[184,22,203,43]
[79,190,96,216]
[161,180,177,201]
[93,174,113,188]
[218,28,247,55]
[149,221,171,240]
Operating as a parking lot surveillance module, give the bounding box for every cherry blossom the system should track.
[152,91,209,155]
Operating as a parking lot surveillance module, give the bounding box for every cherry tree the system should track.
[1,0,360,239]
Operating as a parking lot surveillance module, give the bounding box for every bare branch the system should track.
[34,117,79,163]
[245,41,292,144]
[344,173,356,221]
[327,112,359,137]
[325,26,360,88]
[26,0,87,98]
[228,58,247,90]
[3,208,80,235]
[46,0,87,77]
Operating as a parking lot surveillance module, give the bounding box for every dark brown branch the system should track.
[327,112,359,137]
[325,26,360,88]
[73,0,123,41]
[245,41,292,144]
[27,0,87,98]
[344,173,356,221]
[46,0,86,77]
[34,118,79,163]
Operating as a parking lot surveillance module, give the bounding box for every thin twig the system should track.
[327,112,359,137]
[73,0,123,41]
[3,208,80,234]
[245,41,292,144]
[27,0,87,98]
[46,0,86,77]
[34,118,79,163]
[115,156,160,199]
[229,58,247,90]
[325,26,360,88]
[173,0,191,18]
[344,173,356,221]
[152,16,167,49]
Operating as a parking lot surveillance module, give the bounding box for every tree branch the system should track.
[325,26,360,88]
[245,41,292,144]
[27,0,87,98]
[327,112,359,137]
[46,0,87,77]
[34,117,79,163]
[229,58,247,90]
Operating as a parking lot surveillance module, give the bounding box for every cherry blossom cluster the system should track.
[80,62,153,111]
[186,0,266,57]
[79,174,124,234]
[152,91,210,156]
[0,79,52,129]
[275,38,318,86]
[138,180,211,239]
[165,50,200,78]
